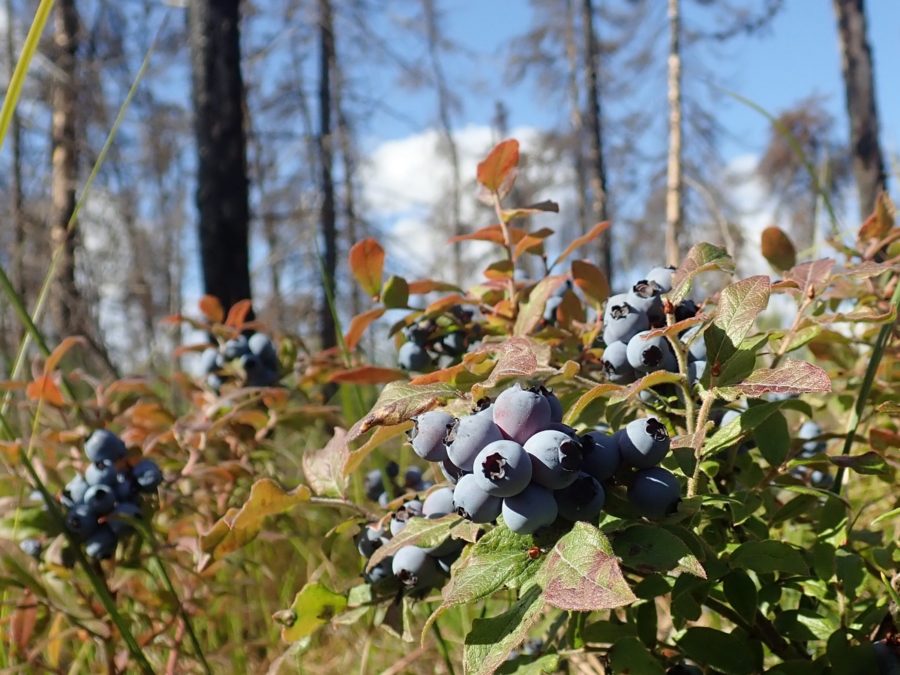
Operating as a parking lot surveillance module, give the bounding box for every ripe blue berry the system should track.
[364,558,393,584]
[446,409,504,472]
[133,459,163,492]
[601,341,636,384]
[873,640,900,675]
[109,502,142,537]
[536,386,564,423]
[85,461,117,487]
[492,385,552,445]
[85,525,118,559]
[626,330,677,373]
[63,474,89,506]
[688,360,706,382]
[502,483,558,534]
[390,498,424,535]
[85,430,127,463]
[441,331,466,356]
[223,336,250,360]
[618,417,671,468]
[113,471,138,501]
[83,484,116,516]
[472,440,532,497]
[356,524,387,558]
[646,266,676,293]
[66,503,99,539]
[452,474,502,523]
[439,458,468,484]
[524,430,582,489]
[20,538,42,558]
[422,487,455,518]
[799,421,826,456]
[603,294,650,344]
[556,473,606,522]
[674,299,699,322]
[391,545,440,588]
[627,281,664,327]
[580,431,621,481]
[409,410,454,462]
[398,341,431,371]
[199,347,219,375]
[248,333,278,367]
[682,325,707,361]
[628,467,681,518]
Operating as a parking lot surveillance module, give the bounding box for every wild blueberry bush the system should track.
[0,139,898,674]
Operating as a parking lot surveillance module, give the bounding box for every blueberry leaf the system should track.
[669,242,735,305]
[463,585,544,675]
[279,582,347,643]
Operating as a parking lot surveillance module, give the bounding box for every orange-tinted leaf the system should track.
[199,295,224,323]
[409,362,468,385]
[225,299,253,328]
[472,337,552,387]
[502,200,560,222]
[571,260,610,306]
[761,226,797,271]
[302,428,350,497]
[425,294,469,315]
[513,275,567,336]
[328,366,406,385]
[484,260,514,280]
[449,224,506,245]
[344,308,386,351]
[407,279,462,295]
[858,191,895,241]
[26,375,64,406]
[477,138,520,193]
[349,239,385,297]
[550,221,610,269]
[558,290,585,324]
[44,336,86,374]
[513,228,554,259]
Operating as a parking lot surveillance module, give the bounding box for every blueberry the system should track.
[223,336,250,361]
[85,461,117,487]
[398,341,431,371]
[602,294,650,344]
[19,538,42,559]
[63,474,89,506]
[546,422,578,437]
[404,466,424,489]
[681,325,707,361]
[472,440,532,497]
[65,503,99,539]
[810,470,833,488]
[422,487,455,518]
[113,471,138,501]
[628,281,665,327]
[248,333,278,368]
[356,524,386,558]
[439,458,468,485]
[556,473,606,522]
[667,666,703,675]
[364,558,393,584]
[206,373,223,391]
[390,499,424,536]
[674,299,699,322]
[502,483,558,534]
[391,545,441,589]
[524,430,582,489]
[646,266,676,293]
[240,353,267,385]
[85,430,127,464]
[446,408,504,472]
[378,491,391,508]
[543,295,564,324]
[199,347,220,375]
[85,525,118,559]
[133,459,163,492]
[452,474,502,523]
[536,386,564,423]
[688,360,706,382]
[385,462,400,479]
[628,467,681,518]
[626,330,677,373]
[492,384,552,445]
[108,502,142,537]
[441,332,466,356]
[601,341,637,384]
[618,417,671,468]
[83,484,116,516]
[580,431,621,481]
[799,421,826,456]
[409,410,454,462]
[364,469,386,501]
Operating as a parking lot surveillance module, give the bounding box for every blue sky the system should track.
[357,1,899,166]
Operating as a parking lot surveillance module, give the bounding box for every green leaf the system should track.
[705,276,771,371]
[607,371,683,406]
[611,525,706,578]
[464,585,544,675]
[730,540,808,576]
[722,570,758,619]
[764,659,828,675]
[367,515,468,570]
[829,451,887,475]
[704,400,811,457]
[540,522,637,611]
[751,411,790,466]
[636,601,658,647]
[670,243,735,305]
[381,275,410,308]
[609,636,665,675]
[513,275,567,336]
[716,334,768,387]
[582,620,638,644]
[497,653,559,674]
[678,627,762,675]
[279,582,347,642]
[773,609,839,642]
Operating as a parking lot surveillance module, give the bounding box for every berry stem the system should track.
[491,190,519,318]
[687,390,716,498]
[665,308,696,434]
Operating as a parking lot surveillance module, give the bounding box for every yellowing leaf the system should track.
[279,582,347,643]
[348,239,385,298]
[302,428,349,498]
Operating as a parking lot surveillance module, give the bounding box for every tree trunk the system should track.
[565,0,588,239]
[189,0,252,314]
[580,0,611,284]
[833,0,886,221]
[50,0,81,338]
[317,0,338,350]
[665,0,684,266]
[422,0,464,286]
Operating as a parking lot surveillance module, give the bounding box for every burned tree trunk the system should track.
[665,0,684,266]
[317,0,338,350]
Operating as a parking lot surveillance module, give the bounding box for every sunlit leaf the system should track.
[761,226,797,271]
[347,381,459,439]
[477,138,520,194]
[571,259,610,306]
[302,428,349,498]
[44,336,86,374]
[279,582,347,642]
[670,243,734,305]
[26,375,64,407]
[381,275,409,308]
[857,191,895,241]
[348,238,385,298]
[224,299,253,328]
[199,295,224,323]
[328,366,406,385]
[464,585,544,675]
[705,275,770,371]
[513,275,567,336]
[720,359,831,397]
[550,221,610,269]
[344,307,386,351]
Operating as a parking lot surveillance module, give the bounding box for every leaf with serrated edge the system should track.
[670,243,734,305]
[366,515,467,570]
[541,522,636,611]
[464,585,545,675]
[705,275,770,370]
[348,381,459,439]
[725,359,831,397]
[302,428,349,498]
[612,525,706,578]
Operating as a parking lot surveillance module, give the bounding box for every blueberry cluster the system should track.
[363,462,433,508]
[56,430,162,559]
[406,384,683,535]
[199,332,280,390]
[398,307,477,372]
[356,486,463,590]
[600,266,703,385]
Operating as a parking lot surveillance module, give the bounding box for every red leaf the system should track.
[328,366,406,385]
[344,308,386,351]
[407,279,462,295]
[199,295,224,323]
[727,359,832,397]
[44,336,86,374]
[225,299,253,328]
[477,139,520,194]
[571,260,610,306]
[349,239,385,298]
[550,221,610,269]
[26,375,65,407]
